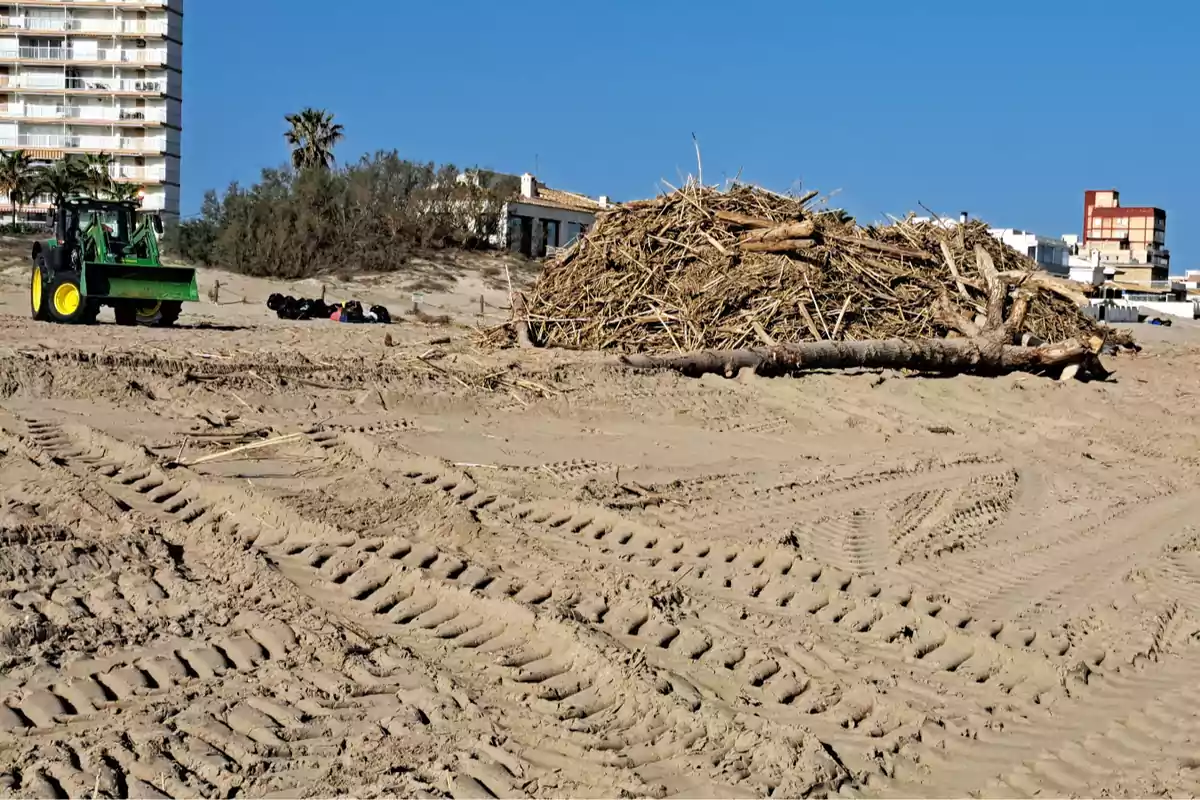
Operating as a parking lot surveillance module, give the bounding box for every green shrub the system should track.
[175,154,519,278]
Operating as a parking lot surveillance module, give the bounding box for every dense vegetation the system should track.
[168,108,521,278]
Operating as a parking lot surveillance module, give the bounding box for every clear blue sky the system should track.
[184,0,1199,268]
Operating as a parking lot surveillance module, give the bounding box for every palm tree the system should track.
[0,150,34,225]
[107,182,143,204]
[78,152,114,198]
[34,158,86,208]
[284,108,344,170]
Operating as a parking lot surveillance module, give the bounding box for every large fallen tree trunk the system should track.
[620,337,1107,379]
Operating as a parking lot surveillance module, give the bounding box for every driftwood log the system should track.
[620,337,1105,379]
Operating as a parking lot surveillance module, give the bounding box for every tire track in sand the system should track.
[331,440,1154,717]
[330,436,1092,722]
[2,645,539,799]
[632,455,1017,576]
[147,426,932,752]
[885,468,1021,564]
[0,617,297,734]
[351,443,1082,663]
[884,490,1193,625]
[346,438,1200,724]
[11,416,853,797]
[864,642,1200,798]
[330,436,1200,797]
[0,416,610,798]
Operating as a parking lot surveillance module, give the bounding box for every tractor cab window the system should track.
[65,209,81,239]
[84,208,131,242]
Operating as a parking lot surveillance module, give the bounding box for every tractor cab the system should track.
[56,197,143,261]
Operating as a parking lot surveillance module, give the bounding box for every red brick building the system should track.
[1082,189,1169,272]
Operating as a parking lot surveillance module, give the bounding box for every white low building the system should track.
[1172,270,1200,290]
[987,228,1070,276]
[1066,245,1108,287]
[1069,262,1106,287]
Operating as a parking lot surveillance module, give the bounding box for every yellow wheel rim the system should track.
[31,269,42,313]
[53,283,81,316]
[136,301,162,320]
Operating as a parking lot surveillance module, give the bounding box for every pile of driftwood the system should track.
[508,182,1131,380]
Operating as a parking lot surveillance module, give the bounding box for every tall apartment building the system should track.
[1081,188,1168,281]
[0,0,182,219]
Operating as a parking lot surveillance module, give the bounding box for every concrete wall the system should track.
[1090,299,1197,320]
[1090,241,1169,268]
[1069,264,1104,286]
[1136,302,1197,320]
[1083,304,1139,323]
[1114,265,1167,284]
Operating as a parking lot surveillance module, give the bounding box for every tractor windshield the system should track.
[83,207,131,241]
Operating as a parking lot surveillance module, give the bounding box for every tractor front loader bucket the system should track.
[81,262,199,303]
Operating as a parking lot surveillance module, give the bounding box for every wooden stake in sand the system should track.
[510,291,534,349]
[503,261,535,348]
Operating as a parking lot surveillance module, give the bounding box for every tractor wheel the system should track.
[116,300,182,327]
[46,271,99,325]
[30,258,50,321]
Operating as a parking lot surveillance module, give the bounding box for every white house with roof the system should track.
[501,173,611,258]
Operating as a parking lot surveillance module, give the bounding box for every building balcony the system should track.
[0,75,166,94]
[0,46,168,65]
[0,16,169,37]
[0,104,167,123]
[0,195,52,214]
[10,0,178,8]
[57,0,176,6]
[0,191,167,213]
[0,164,168,188]
[0,133,167,153]
[109,164,168,183]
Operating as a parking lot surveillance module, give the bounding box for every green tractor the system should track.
[30,196,198,326]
